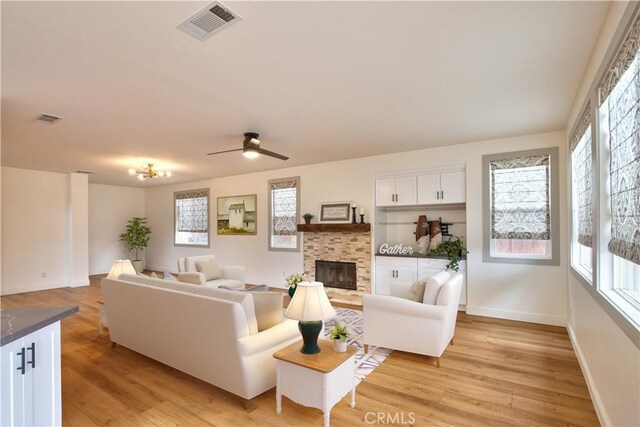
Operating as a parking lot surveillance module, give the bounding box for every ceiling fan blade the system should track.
[258,148,289,161]
[206,148,243,156]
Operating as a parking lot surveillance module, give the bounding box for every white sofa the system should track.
[101,273,299,403]
[177,254,245,289]
[362,273,463,366]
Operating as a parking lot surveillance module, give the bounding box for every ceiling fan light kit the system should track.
[128,163,172,181]
[207,132,289,161]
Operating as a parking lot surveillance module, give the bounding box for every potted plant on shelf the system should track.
[119,217,151,273]
[329,323,349,352]
[427,236,468,272]
[302,213,315,225]
[286,273,304,298]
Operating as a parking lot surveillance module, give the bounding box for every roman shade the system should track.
[270,178,297,236]
[490,154,551,240]
[570,107,593,248]
[599,13,640,105]
[176,190,209,233]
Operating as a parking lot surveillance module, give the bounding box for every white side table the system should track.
[274,339,357,427]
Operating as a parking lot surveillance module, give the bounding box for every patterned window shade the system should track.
[604,28,640,264]
[571,107,593,248]
[599,13,640,105]
[176,190,209,233]
[490,155,551,240]
[271,179,297,236]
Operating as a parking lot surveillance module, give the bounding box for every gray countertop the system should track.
[1,306,78,347]
[375,252,467,260]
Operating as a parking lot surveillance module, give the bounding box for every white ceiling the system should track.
[1,1,610,187]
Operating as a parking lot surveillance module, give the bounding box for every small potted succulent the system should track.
[329,323,349,352]
[302,213,315,224]
[286,273,304,298]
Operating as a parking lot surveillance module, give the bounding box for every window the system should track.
[482,148,560,265]
[174,189,209,247]
[599,22,640,308]
[570,107,594,279]
[268,177,300,251]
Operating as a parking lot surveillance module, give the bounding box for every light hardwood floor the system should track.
[1,277,599,426]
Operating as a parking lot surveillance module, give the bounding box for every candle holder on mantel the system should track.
[351,207,358,224]
[359,214,365,224]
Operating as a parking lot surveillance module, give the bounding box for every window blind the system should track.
[571,107,593,248]
[599,13,640,105]
[490,155,551,240]
[604,22,640,264]
[176,190,209,233]
[271,179,297,236]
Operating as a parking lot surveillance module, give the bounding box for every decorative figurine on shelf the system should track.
[415,215,430,255]
[429,220,443,252]
[286,273,304,298]
[351,206,358,224]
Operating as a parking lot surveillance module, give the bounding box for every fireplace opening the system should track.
[315,260,357,291]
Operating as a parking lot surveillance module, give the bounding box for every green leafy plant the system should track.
[329,323,349,343]
[427,236,468,272]
[302,213,315,221]
[119,217,151,261]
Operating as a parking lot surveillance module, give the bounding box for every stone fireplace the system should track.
[302,229,371,295]
[316,260,357,291]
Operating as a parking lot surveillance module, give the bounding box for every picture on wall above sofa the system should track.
[217,194,257,235]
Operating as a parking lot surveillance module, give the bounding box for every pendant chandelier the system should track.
[128,163,172,181]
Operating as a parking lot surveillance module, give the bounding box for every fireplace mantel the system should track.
[297,223,371,233]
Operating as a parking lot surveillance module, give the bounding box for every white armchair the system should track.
[363,273,463,366]
[177,255,245,289]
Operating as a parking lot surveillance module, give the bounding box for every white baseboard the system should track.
[465,305,566,326]
[0,281,69,296]
[566,323,609,427]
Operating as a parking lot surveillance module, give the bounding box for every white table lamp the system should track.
[285,281,337,354]
[107,259,136,279]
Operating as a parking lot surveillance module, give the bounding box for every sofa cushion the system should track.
[423,271,450,305]
[406,279,427,302]
[197,259,221,281]
[205,279,243,289]
[185,255,216,272]
[193,287,259,335]
[249,292,284,332]
[118,273,198,294]
[178,272,205,286]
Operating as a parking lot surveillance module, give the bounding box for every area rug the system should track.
[324,307,392,383]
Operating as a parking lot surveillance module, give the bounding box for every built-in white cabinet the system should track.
[375,176,417,207]
[417,171,465,205]
[376,256,467,306]
[1,322,61,427]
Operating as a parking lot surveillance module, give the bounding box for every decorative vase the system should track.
[304,218,311,225]
[131,260,143,273]
[333,339,347,353]
[288,286,296,298]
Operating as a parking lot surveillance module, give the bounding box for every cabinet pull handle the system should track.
[441,191,444,199]
[16,347,26,375]
[436,191,439,200]
[27,343,36,369]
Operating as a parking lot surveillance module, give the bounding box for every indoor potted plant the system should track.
[302,213,315,224]
[286,273,304,298]
[329,323,349,352]
[427,236,468,272]
[119,217,151,273]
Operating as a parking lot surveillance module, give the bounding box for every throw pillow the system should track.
[178,272,204,286]
[196,259,221,281]
[163,271,177,281]
[423,271,451,305]
[250,291,284,332]
[406,279,427,302]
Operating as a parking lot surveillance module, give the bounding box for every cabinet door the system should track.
[375,265,395,295]
[418,267,444,281]
[1,338,27,427]
[394,176,417,206]
[375,178,396,207]
[30,323,61,427]
[417,174,441,205]
[440,171,465,203]
[390,267,417,298]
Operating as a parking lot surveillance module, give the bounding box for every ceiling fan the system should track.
[206,132,289,161]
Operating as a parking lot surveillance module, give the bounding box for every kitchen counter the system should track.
[1,306,78,347]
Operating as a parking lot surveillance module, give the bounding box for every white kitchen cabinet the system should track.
[1,322,61,427]
[375,176,417,207]
[375,256,417,297]
[417,170,465,205]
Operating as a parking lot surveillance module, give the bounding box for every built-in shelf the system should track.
[297,223,371,233]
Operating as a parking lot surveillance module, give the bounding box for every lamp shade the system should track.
[107,259,136,279]
[285,281,336,321]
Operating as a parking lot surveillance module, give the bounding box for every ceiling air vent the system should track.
[177,2,242,41]
[35,114,61,125]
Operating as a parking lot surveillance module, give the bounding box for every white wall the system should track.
[565,2,640,426]
[145,130,567,325]
[88,184,145,275]
[1,167,89,294]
